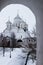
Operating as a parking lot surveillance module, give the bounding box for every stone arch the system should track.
[0,1,37,17]
[0,0,43,65]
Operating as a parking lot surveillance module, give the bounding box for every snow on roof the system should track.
[3,29,11,37]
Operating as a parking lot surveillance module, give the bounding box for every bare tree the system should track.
[2,37,6,56]
[32,25,36,37]
[11,32,16,51]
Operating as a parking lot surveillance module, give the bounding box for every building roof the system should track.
[6,20,12,24]
[14,14,23,21]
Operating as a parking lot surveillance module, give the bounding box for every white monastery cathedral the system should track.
[2,14,30,40]
[0,14,36,48]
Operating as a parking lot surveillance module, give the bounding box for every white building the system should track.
[3,14,30,40]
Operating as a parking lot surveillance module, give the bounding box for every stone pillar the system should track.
[36,9,43,65]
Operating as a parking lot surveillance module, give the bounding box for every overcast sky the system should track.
[0,4,36,33]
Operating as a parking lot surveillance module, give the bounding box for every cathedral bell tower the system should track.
[6,17,12,30]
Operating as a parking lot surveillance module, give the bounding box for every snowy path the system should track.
[0,48,36,65]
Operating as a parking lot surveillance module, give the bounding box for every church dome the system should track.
[13,14,24,27]
[6,19,12,30]
[14,14,22,21]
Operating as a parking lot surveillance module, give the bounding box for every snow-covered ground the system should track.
[0,48,36,65]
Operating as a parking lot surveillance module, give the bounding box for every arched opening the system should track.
[17,39,22,42]
[17,39,23,48]
[0,1,43,65]
[0,4,36,65]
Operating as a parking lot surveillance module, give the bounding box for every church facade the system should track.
[0,14,30,48]
[0,14,36,49]
[3,14,30,40]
